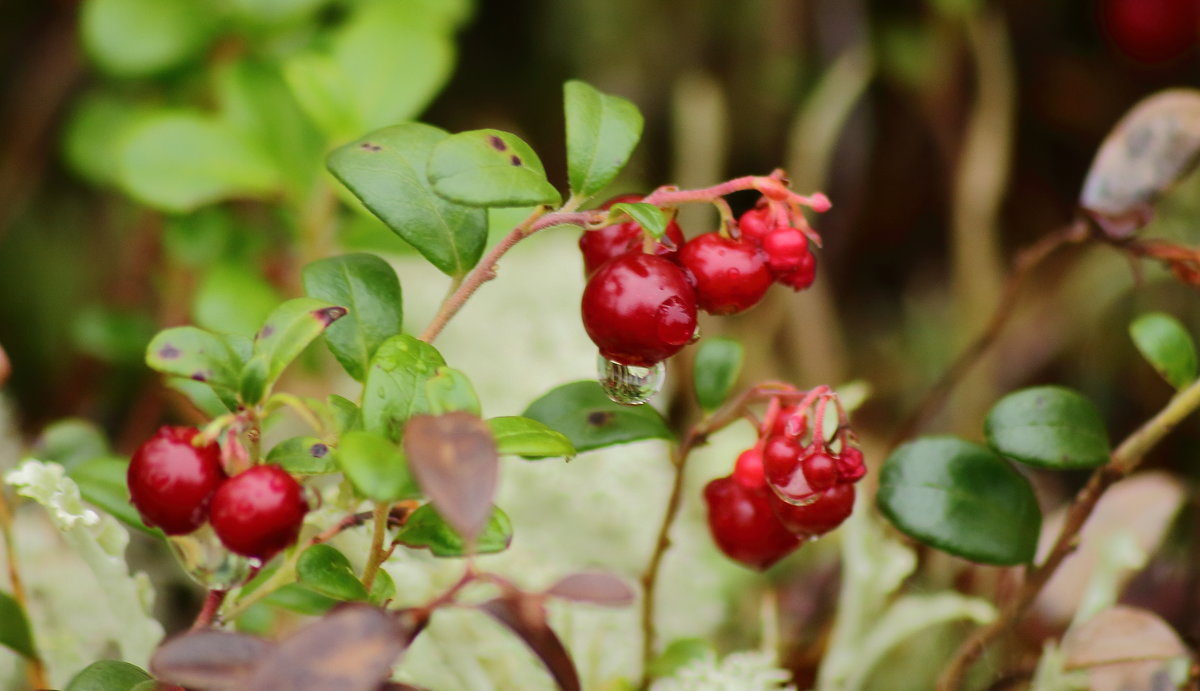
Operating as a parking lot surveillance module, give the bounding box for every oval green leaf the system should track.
[486,416,575,459]
[65,660,153,691]
[146,326,243,395]
[81,0,217,78]
[521,381,674,453]
[395,503,512,557]
[266,437,337,475]
[1130,312,1198,390]
[240,298,347,404]
[877,436,1041,565]
[369,568,396,606]
[692,337,744,411]
[984,386,1111,469]
[428,129,561,207]
[607,202,666,240]
[564,80,644,197]
[303,254,404,381]
[425,367,481,416]
[296,544,369,602]
[263,584,338,616]
[361,335,446,441]
[327,124,487,277]
[0,591,35,659]
[35,418,110,471]
[337,430,419,502]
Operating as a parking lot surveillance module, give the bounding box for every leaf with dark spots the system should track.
[427,129,561,207]
[403,412,498,543]
[247,604,409,691]
[158,344,181,359]
[146,326,243,395]
[480,594,580,691]
[522,381,674,454]
[510,155,522,166]
[151,629,272,690]
[267,436,338,475]
[315,305,349,326]
[240,297,346,404]
[303,253,404,382]
[488,135,506,151]
[544,571,635,607]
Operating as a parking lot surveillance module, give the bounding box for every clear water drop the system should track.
[597,355,665,406]
[167,523,250,589]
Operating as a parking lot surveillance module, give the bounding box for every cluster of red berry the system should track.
[704,390,866,570]
[580,195,820,368]
[127,426,309,560]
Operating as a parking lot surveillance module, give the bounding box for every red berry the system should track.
[799,450,839,492]
[736,206,776,245]
[762,435,805,495]
[761,228,811,273]
[1101,0,1199,63]
[769,484,855,538]
[836,446,867,483]
[768,405,806,438]
[732,448,766,489]
[677,233,773,315]
[704,475,801,570]
[209,465,309,559]
[776,251,816,291]
[579,195,685,276]
[581,253,698,367]
[127,426,226,535]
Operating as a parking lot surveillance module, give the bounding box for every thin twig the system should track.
[361,501,392,592]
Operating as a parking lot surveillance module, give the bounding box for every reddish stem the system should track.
[191,589,228,630]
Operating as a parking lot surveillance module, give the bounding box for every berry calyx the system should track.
[677,232,773,315]
[704,475,801,570]
[581,252,698,367]
[209,465,309,560]
[579,195,685,276]
[127,426,226,535]
[769,483,855,538]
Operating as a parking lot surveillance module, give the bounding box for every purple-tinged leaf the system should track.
[545,571,635,607]
[151,629,271,689]
[480,594,580,691]
[403,412,498,543]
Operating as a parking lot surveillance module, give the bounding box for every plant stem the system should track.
[361,501,391,592]
[0,490,49,689]
[937,373,1200,689]
[190,589,228,630]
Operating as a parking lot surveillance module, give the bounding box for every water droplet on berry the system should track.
[167,523,250,589]
[597,355,664,406]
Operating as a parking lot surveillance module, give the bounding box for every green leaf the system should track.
[647,638,714,679]
[81,0,216,78]
[266,437,337,475]
[69,456,157,535]
[876,436,1041,565]
[116,112,280,213]
[1130,312,1198,389]
[296,544,369,602]
[425,367,481,416]
[369,568,396,606]
[192,263,280,339]
[0,591,35,659]
[337,430,419,502]
[428,129,561,207]
[607,202,666,240]
[223,0,329,27]
[64,660,152,691]
[263,584,338,616]
[563,80,644,197]
[302,254,403,381]
[327,124,488,277]
[521,381,674,453]
[395,503,512,557]
[35,419,109,471]
[146,326,243,394]
[692,337,744,411]
[487,416,575,459]
[240,298,347,404]
[62,91,153,186]
[984,386,1111,469]
[328,395,362,435]
[360,334,446,440]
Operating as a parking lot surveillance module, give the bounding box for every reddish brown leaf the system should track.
[150,629,272,690]
[1061,606,1190,691]
[403,412,499,543]
[545,571,635,607]
[480,594,580,691]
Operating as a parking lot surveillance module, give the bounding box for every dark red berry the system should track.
[761,228,811,273]
[704,475,801,570]
[769,483,855,538]
[799,450,839,492]
[732,448,766,489]
[768,405,805,438]
[677,233,773,315]
[836,446,867,483]
[127,426,226,535]
[581,252,698,367]
[1101,0,1199,63]
[736,206,776,245]
[579,195,685,276]
[776,251,816,291]
[762,435,804,494]
[209,465,309,560]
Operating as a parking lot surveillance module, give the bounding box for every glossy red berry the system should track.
[768,405,806,438]
[762,435,804,493]
[736,206,776,245]
[776,251,816,291]
[127,426,226,535]
[704,475,801,570]
[581,252,698,367]
[836,446,867,483]
[732,448,766,489]
[761,228,811,274]
[579,195,685,276]
[769,483,855,538]
[678,232,773,315]
[209,465,309,560]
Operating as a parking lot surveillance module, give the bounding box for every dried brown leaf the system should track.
[545,571,635,607]
[1062,606,1190,691]
[480,594,580,691]
[150,629,272,690]
[403,412,498,543]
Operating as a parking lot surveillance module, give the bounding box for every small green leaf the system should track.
[35,418,110,471]
[64,660,152,691]
[303,254,404,381]
[1130,312,1198,389]
[521,381,674,453]
[62,91,154,186]
[425,367,481,416]
[369,568,396,606]
[263,584,338,616]
[692,337,744,411]
[877,436,1041,565]
[240,298,347,404]
[81,0,217,78]
[296,544,368,602]
[395,503,512,557]
[361,335,446,441]
[146,326,243,394]
[428,129,561,207]
[984,386,1111,469]
[327,124,487,277]
[563,80,644,197]
[0,591,35,659]
[328,395,362,435]
[607,202,666,240]
[487,416,575,459]
[266,437,337,475]
[337,430,419,502]
[69,456,157,535]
